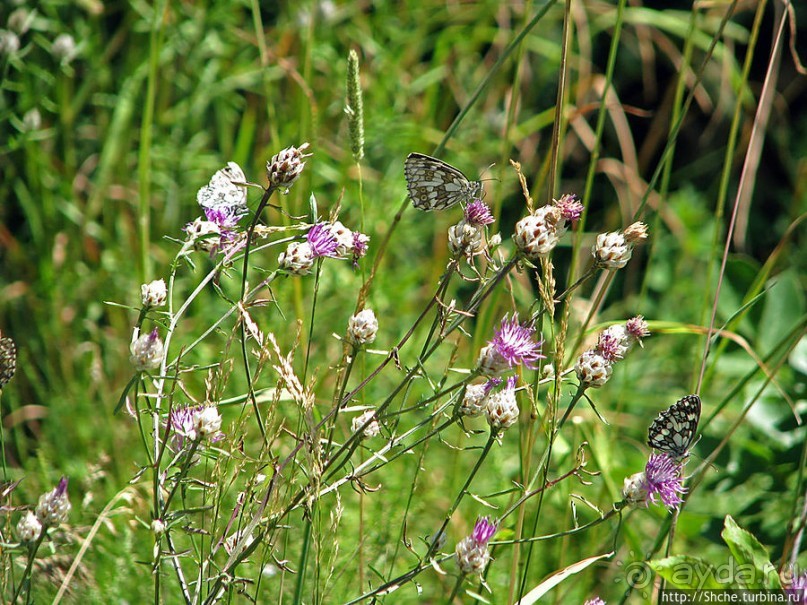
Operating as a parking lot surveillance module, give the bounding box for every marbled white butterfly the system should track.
[647,394,701,459]
[404,153,483,211]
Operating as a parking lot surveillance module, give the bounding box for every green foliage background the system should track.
[1,0,806,602]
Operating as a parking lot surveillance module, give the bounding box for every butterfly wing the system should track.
[404,153,480,211]
[647,394,701,458]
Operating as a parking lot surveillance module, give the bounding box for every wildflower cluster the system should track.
[575,316,650,388]
[278,221,369,276]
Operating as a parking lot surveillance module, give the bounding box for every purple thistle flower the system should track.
[554,193,583,223]
[596,332,625,363]
[625,315,650,341]
[204,205,243,230]
[643,453,686,509]
[471,516,497,545]
[465,200,495,227]
[306,223,339,258]
[490,314,544,370]
[584,598,606,605]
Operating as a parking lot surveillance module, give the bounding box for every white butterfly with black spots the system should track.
[647,394,701,459]
[404,153,483,211]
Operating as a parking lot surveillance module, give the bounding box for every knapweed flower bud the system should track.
[151,519,166,535]
[477,314,544,376]
[625,315,650,342]
[574,350,612,387]
[0,333,17,389]
[195,405,222,438]
[621,472,649,505]
[278,241,315,275]
[347,309,378,346]
[459,382,490,417]
[266,143,312,191]
[448,220,484,259]
[52,33,78,64]
[592,222,647,270]
[623,221,649,244]
[485,376,519,432]
[35,477,71,527]
[455,517,497,575]
[130,329,164,371]
[16,511,42,542]
[351,409,380,438]
[141,279,167,308]
[513,206,562,259]
[184,217,222,252]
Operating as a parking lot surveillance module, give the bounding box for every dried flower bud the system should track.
[455,517,497,575]
[352,409,380,438]
[278,241,315,275]
[485,376,519,432]
[184,217,222,251]
[623,221,648,244]
[621,472,648,505]
[574,350,612,387]
[448,220,483,259]
[35,477,71,527]
[592,223,648,270]
[347,309,378,346]
[141,279,167,308]
[513,206,563,259]
[266,143,312,190]
[459,382,489,417]
[592,231,630,269]
[130,329,164,371]
[195,406,222,438]
[16,511,42,542]
[151,519,166,535]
